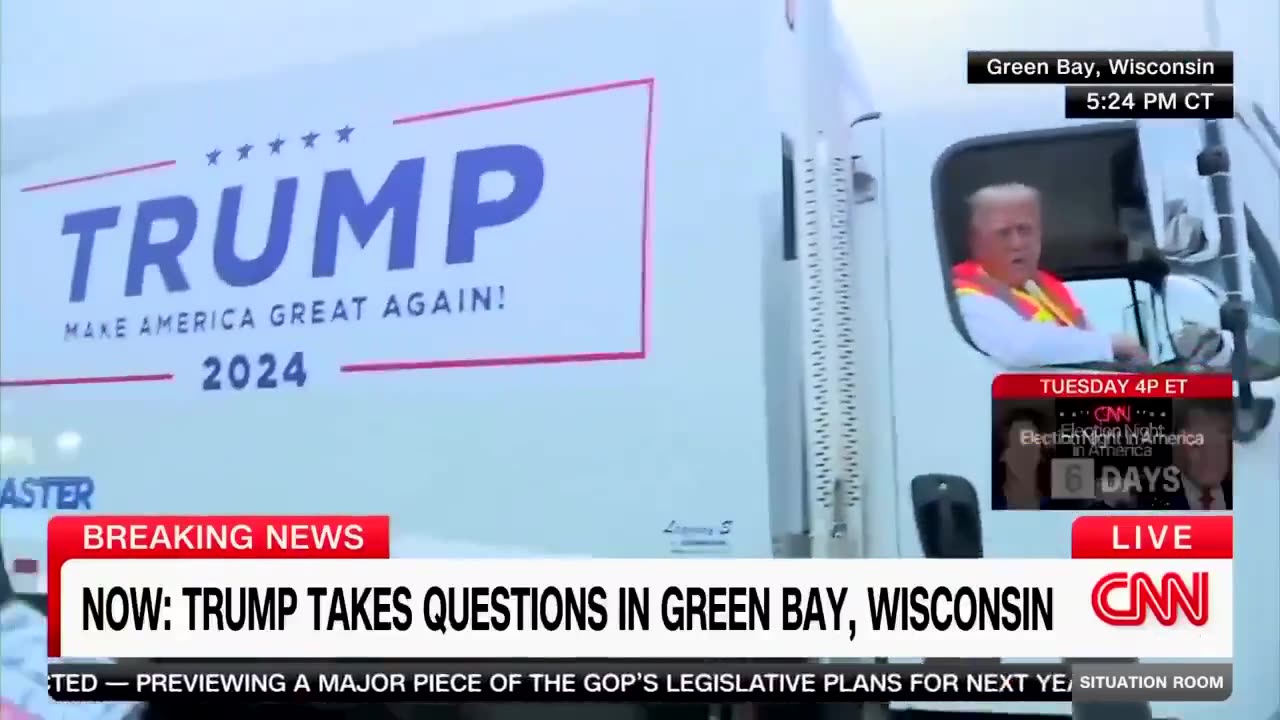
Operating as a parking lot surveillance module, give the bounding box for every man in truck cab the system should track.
[952,183,1152,367]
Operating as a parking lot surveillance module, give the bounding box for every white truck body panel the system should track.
[1,0,787,563]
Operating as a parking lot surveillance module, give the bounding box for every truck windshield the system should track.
[1231,108,1280,374]
[1131,111,1280,378]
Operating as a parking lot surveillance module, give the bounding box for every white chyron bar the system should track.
[55,557,1231,659]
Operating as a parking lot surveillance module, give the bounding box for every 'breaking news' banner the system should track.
[991,374,1234,510]
[47,515,1231,660]
[48,662,1233,703]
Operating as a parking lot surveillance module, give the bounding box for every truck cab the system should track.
[852,87,1280,719]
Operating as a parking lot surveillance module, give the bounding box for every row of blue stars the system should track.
[206,125,355,165]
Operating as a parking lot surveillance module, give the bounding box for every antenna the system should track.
[1202,0,1222,47]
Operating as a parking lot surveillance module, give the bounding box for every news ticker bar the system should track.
[49,662,1231,703]
[1064,85,1233,120]
[967,51,1233,84]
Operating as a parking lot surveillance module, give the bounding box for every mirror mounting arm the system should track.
[1197,122,1256,419]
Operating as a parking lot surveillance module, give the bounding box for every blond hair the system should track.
[967,183,1041,220]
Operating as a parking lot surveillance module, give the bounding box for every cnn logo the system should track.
[1091,571,1209,626]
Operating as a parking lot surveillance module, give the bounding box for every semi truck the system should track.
[2,1,1277,719]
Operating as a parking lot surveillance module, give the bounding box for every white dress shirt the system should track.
[958,293,1115,367]
[958,292,1236,368]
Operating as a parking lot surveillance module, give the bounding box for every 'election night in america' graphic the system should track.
[0,79,653,389]
[991,374,1233,511]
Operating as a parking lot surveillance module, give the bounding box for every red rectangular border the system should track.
[2,79,655,387]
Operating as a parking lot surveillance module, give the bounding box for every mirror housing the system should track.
[1137,121,1222,264]
[1162,274,1227,364]
[1160,198,1218,261]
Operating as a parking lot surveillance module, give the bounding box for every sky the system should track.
[1,1,1275,121]
[0,0,577,118]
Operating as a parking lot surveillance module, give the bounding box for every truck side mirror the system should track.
[1137,120,1222,264]
[1158,198,1220,262]
[1162,274,1227,364]
[910,474,983,559]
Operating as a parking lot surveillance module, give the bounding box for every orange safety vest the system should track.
[952,260,1087,328]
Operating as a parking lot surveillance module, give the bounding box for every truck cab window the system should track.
[934,124,1280,378]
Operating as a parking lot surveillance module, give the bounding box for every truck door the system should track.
[890,120,1172,563]
[888,114,1279,719]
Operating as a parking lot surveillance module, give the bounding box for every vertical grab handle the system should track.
[910,474,983,559]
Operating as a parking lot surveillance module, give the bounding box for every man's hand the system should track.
[1111,334,1150,364]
